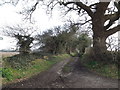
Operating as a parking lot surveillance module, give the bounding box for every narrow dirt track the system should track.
[2,57,119,88]
[49,57,119,88]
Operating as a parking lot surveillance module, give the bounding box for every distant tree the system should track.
[35,23,92,55]
[35,29,54,53]
[2,25,36,54]
[36,23,79,54]
[0,37,3,40]
[76,33,92,56]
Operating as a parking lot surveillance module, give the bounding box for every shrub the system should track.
[81,53,94,63]
[5,53,42,69]
[2,68,13,81]
[82,49,119,65]
[81,52,119,79]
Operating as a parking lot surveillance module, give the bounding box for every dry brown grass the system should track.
[0,52,19,58]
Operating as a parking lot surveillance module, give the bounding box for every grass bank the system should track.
[1,53,70,85]
[81,54,119,79]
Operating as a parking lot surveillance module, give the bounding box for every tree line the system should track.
[2,23,91,57]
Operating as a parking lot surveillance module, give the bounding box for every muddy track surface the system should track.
[3,57,119,88]
[49,57,119,88]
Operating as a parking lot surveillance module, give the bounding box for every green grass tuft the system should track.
[81,54,119,79]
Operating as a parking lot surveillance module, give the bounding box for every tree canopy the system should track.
[35,23,91,56]
[2,24,36,54]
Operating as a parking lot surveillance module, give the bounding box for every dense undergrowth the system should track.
[81,52,119,79]
[1,53,70,85]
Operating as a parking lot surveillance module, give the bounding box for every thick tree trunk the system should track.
[92,33,108,61]
[93,35,107,53]
[93,36,107,52]
[92,15,108,61]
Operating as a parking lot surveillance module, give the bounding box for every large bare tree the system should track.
[2,24,36,54]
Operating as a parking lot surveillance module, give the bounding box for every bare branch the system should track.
[2,24,37,38]
[73,19,92,26]
[106,25,120,36]
[95,2,109,14]
[61,1,94,17]
[19,0,40,22]
[104,1,120,29]
[0,0,20,6]
[105,12,120,29]
[89,3,99,8]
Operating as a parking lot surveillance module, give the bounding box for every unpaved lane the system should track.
[49,57,119,88]
[3,57,119,88]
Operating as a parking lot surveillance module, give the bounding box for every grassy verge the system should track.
[81,54,119,79]
[1,54,70,85]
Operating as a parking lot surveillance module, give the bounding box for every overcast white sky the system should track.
[0,1,82,50]
[0,3,67,50]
